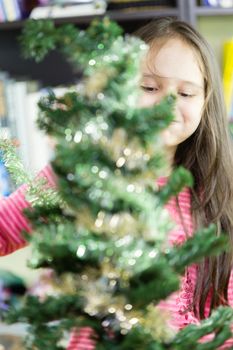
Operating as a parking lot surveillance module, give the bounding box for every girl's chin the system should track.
[161,132,179,148]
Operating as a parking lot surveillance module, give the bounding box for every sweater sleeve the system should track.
[66,327,97,350]
[0,164,56,256]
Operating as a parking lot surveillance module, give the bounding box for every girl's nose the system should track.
[156,90,176,105]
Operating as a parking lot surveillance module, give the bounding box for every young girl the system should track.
[136,16,233,348]
[0,16,233,349]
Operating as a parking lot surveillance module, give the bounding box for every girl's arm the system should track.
[0,165,97,349]
[0,165,56,256]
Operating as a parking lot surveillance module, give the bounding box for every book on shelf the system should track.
[11,79,40,170]
[0,71,79,184]
[30,0,106,19]
[0,71,8,129]
[0,0,22,22]
[200,0,233,7]
[0,0,7,21]
[0,153,11,197]
[0,73,11,196]
[223,39,233,121]
[107,0,176,11]
[0,72,54,177]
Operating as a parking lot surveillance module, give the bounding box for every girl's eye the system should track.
[140,85,158,92]
[179,92,194,98]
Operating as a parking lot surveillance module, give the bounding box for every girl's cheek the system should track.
[137,93,157,108]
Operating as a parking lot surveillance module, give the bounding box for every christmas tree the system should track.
[1,18,233,349]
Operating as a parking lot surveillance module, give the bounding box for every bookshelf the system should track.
[0,8,179,30]
[0,1,233,84]
[184,0,233,26]
[0,1,185,86]
[196,6,233,16]
[0,28,75,86]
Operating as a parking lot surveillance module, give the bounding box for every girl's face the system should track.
[139,37,205,154]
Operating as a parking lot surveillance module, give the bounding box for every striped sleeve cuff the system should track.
[0,164,56,256]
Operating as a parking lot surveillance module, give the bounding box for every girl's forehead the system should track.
[141,37,204,88]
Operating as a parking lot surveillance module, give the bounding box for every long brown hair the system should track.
[135,17,233,319]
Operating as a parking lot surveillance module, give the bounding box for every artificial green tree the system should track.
[1,18,233,349]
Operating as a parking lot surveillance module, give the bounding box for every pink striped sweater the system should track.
[0,167,232,348]
[157,178,233,348]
